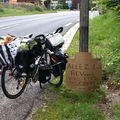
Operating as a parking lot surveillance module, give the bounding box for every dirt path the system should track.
[95,86,120,120]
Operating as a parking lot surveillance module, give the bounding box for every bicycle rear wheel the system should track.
[1,66,28,99]
[48,65,63,87]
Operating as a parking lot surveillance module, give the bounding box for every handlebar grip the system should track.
[7,34,16,38]
[55,27,63,34]
[34,34,46,44]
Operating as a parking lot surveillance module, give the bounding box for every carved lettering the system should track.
[66,53,101,92]
[68,63,101,71]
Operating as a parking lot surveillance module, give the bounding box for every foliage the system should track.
[113,104,120,120]
[35,0,42,6]
[96,0,120,13]
[0,2,43,11]
[89,12,120,84]
[35,6,43,12]
[17,2,36,11]
[44,0,50,9]
[57,3,69,9]
[0,3,4,13]
[57,4,63,9]
[89,0,97,10]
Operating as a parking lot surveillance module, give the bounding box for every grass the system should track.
[113,104,120,120]
[32,86,106,120]
[89,12,120,83]
[0,3,56,17]
[0,8,55,17]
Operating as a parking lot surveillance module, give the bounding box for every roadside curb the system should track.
[62,22,79,51]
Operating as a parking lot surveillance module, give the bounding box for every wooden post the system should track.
[80,0,89,52]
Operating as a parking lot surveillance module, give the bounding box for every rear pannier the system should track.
[46,33,64,50]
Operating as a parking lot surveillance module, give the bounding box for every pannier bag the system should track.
[46,33,64,50]
[0,38,21,66]
[50,50,68,77]
[15,50,35,73]
[52,64,61,77]
[39,67,51,83]
[0,37,37,67]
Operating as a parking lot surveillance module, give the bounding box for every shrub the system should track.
[17,2,35,11]
[35,6,43,12]
[57,4,63,9]
[97,0,120,14]
[0,3,4,12]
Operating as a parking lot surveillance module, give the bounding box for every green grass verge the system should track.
[32,86,105,120]
[0,8,55,17]
[113,104,120,120]
[89,12,120,83]
[0,3,56,17]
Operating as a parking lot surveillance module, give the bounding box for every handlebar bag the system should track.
[46,33,64,50]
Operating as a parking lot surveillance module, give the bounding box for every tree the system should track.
[89,0,96,10]
[96,0,120,13]
[35,0,42,6]
[44,0,51,9]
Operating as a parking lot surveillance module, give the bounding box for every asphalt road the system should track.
[0,11,79,37]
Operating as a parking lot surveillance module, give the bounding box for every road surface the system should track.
[0,11,79,36]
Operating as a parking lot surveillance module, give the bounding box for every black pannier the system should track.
[51,60,67,77]
[50,50,68,77]
[51,64,61,77]
[46,33,64,51]
[39,68,51,83]
[15,50,35,73]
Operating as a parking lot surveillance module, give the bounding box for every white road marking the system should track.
[0,23,19,30]
[64,22,72,27]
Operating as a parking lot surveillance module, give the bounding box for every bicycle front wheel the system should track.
[1,67,28,99]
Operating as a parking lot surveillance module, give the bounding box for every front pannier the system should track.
[46,33,64,50]
[15,50,35,73]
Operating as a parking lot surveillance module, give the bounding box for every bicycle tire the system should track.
[1,66,28,99]
[48,65,63,87]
